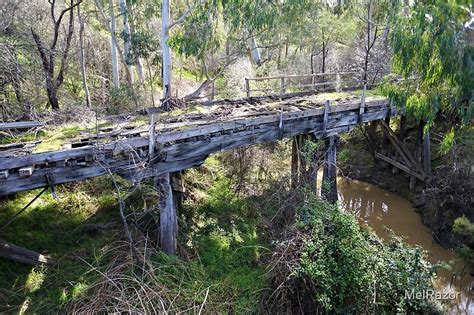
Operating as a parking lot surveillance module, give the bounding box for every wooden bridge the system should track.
[1,72,408,258]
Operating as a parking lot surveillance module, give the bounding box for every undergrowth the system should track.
[0,141,441,313]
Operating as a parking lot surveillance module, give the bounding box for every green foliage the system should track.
[108,86,136,114]
[453,216,474,269]
[293,194,437,313]
[0,177,119,313]
[385,0,473,125]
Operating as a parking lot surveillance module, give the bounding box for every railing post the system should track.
[358,84,367,123]
[245,78,250,98]
[280,77,286,95]
[322,100,330,134]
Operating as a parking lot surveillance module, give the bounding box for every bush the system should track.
[267,192,439,313]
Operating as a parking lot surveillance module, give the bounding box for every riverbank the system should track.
[339,123,473,249]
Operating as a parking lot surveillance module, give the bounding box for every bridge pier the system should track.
[156,173,177,255]
[322,135,339,203]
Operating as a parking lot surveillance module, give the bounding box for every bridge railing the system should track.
[244,70,388,98]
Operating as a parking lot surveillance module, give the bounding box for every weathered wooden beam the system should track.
[291,137,299,189]
[0,100,398,197]
[375,153,425,182]
[422,123,431,177]
[0,239,53,265]
[380,120,425,177]
[322,100,330,133]
[322,135,339,203]
[0,121,44,131]
[156,173,177,255]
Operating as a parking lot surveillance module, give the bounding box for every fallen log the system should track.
[0,239,53,266]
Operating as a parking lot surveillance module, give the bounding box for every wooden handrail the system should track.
[244,69,389,97]
[246,70,385,82]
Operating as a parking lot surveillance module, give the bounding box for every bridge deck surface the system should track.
[0,90,396,196]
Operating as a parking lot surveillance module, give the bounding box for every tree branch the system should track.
[50,0,82,50]
[168,0,209,29]
[56,0,75,88]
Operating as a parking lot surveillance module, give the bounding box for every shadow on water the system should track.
[338,177,473,314]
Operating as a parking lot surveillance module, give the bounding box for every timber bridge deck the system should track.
[0,90,398,197]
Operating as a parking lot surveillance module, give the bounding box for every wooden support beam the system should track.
[0,239,53,265]
[322,100,330,133]
[358,84,366,123]
[308,135,320,194]
[171,171,184,210]
[0,121,44,131]
[291,137,299,189]
[422,123,431,177]
[410,123,424,189]
[280,77,286,95]
[322,135,339,203]
[375,153,425,181]
[245,78,250,98]
[392,115,407,174]
[380,120,425,177]
[156,173,177,255]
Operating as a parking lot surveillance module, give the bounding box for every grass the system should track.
[0,176,121,313]
[0,152,274,313]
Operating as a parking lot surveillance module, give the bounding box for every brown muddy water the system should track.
[336,177,473,313]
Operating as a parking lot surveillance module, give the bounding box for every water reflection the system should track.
[337,177,473,313]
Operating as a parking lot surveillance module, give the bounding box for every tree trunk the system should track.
[78,4,91,107]
[46,76,60,110]
[249,34,261,66]
[136,58,145,84]
[109,0,120,88]
[161,0,172,99]
[119,0,133,82]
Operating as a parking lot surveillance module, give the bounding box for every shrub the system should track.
[267,192,439,313]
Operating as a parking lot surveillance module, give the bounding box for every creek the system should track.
[337,178,473,313]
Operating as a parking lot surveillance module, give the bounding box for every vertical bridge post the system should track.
[322,135,339,203]
[156,173,177,255]
[149,113,177,255]
[245,78,250,98]
[280,77,286,95]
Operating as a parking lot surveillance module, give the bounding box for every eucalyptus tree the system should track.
[384,0,472,178]
[30,0,83,110]
[386,0,473,127]
[162,0,310,100]
[109,0,120,88]
[280,2,357,74]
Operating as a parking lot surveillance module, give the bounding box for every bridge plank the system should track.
[0,121,44,130]
[0,97,396,196]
